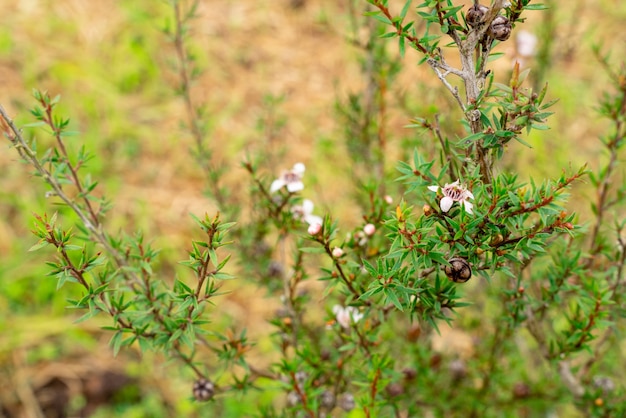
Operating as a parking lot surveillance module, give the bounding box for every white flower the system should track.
[516,30,538,58]
[332,305,363,329]
[363,223,376,236]
[291,199,323,226]
[332,247,344,258]
[428,180,475,214]
[270,163,306,193]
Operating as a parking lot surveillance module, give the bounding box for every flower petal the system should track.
[440,196,454,212]
[302,199,314,214]
[293,163,306,175]
[304,214,323,226]
[465,190,475,200]
[287,181,305,193]
[462,201,474,214]
[270,179,285,193]
[427,185,440,193]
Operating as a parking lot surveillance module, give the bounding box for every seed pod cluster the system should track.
[466,3,513,42]
[444,257,472,283]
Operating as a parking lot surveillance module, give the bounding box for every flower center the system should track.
[444,185,464,201]
[284,172,301,183]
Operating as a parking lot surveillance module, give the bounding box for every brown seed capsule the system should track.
[192,378,215,401]
[466,4,489,27]
[513,382,531,399]
[385,382,405,397]
[338,393,355,412]
[319,390,336,410]
[489,15,512,41]
[490,233,504,246]
[403,367,418,381]
[449,359,468,381]
[444,257,472,283]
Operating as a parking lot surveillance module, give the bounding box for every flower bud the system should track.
[384,195,393,204]
[308,223,322,235]
[423,204,434,216]
[332,247,344,258]
[363,223,376,236]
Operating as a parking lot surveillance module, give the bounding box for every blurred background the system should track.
[1,0,625,416]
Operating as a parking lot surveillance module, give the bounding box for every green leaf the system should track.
[74,309,100,324]
[299,247,326,254]
[525,4,548,10]
[22,121,47,128]
[370,13,393,26]
[384,288,404,311]
[110,331,123,357]
[400,0,412,20]
[28,240,49,252]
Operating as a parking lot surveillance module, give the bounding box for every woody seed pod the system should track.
[444,257,472,283]
[320,390,336,409]
[466,4,489,27]
[489,15,512,41]
[338,393,355,412]
[192,378,215,401]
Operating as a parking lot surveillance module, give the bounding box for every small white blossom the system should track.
[384,195,393,204]
[291,199,323,226]
[428,180,475,214]
[516,30,537,58]
[355,231,368,247]
[332,305,363,329]
[270,163,306,193]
